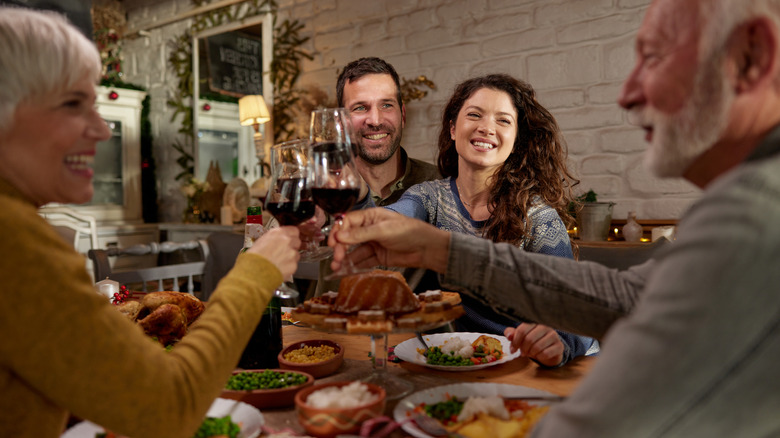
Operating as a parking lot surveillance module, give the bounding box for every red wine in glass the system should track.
[265,177,315,225]
[311,187,360,217]
[311,141,349,154]
[266,200,315,225]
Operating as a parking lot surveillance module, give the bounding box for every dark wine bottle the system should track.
[237,206,282,369]
[237,295,282,369]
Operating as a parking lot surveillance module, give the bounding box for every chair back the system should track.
[39,206,99,250]
[88,240,208,295]
[202,232,244,300]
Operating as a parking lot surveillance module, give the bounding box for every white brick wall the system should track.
[122,0,700,222]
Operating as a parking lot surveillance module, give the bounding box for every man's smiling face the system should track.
[342,73,405,165]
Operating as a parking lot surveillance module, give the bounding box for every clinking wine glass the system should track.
[309,108,371,280]
[264,139,316,300]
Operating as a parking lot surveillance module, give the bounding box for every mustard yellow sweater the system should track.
[0,178,281,437]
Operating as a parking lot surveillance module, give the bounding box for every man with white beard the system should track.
[326,0,780,436]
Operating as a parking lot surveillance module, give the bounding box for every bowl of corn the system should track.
[278,339,344,378]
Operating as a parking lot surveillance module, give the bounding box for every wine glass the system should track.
[364,332,414,400]
[264,139,316,300]
[265,139,329,264]
[309,108,371,280]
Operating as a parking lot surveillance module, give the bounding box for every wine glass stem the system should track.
[334,215,360,271]
[274,276,299,302]
[369,334,388,374]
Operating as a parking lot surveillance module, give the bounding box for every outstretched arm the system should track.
[330,208,648,339]
[328,207,451,273]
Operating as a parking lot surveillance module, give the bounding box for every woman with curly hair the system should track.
[385,74,597,367]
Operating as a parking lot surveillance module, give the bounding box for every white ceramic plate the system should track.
[393,332,521,371]
[61,398,264,438]
[393,382,556,438]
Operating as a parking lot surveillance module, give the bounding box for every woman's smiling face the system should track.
[0,75,111,206]
[450,87,518,173]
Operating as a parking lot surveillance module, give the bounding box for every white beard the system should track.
[636,55,734,178]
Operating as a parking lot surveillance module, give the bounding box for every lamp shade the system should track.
[238,95,271,126]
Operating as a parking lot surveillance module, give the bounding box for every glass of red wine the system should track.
[264,139,316,299]
[309,108,370,280]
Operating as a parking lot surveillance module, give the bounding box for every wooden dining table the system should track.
[262,324,597,435]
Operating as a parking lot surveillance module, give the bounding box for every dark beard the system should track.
[357,135,402,165]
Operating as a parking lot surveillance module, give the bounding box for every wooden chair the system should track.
[39,206,99,251]
[88,240,209,295]
[201,231,319,302]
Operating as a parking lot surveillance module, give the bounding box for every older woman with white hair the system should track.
[0,7,300,437]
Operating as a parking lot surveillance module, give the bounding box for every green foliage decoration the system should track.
[166,0,313,180]
[271,19,313,141]
[568,189,598,218]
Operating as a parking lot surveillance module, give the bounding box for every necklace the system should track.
[456,181,487,208]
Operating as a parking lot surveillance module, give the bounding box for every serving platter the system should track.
[392,382,557,438]
[292,291,464,335]
[393,332,521,371]
[61,398,264,438]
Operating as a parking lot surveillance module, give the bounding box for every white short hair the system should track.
[0,7,101,133]
[700,0,780,62]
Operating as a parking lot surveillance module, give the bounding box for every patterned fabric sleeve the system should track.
[384,180,439,221]
[525,204,575,258]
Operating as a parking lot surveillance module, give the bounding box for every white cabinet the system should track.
[41,86,146,225]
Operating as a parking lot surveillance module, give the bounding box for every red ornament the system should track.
[202,103,211,111]
[108,91,119,100]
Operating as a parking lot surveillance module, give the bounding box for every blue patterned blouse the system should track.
[385,177,597,366]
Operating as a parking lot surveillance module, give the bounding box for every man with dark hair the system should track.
[336,57,440,206]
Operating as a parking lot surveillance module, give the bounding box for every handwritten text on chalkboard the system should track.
[205,31,263,97]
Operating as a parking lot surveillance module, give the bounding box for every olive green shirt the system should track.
[369,147,441,206]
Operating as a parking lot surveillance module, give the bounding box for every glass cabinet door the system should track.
[197,128,239,182]
[196,100,257,184]
[88,119,124,206]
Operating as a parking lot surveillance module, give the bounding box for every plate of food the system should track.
[61,398,264,438]
[393,382,557,438]
[393,332,521,371]
[281,306,299,325]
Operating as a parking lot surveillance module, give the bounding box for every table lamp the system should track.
[238,95,271,175]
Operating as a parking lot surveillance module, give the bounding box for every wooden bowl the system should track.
[220,369,314,409]
[278,339,345,378]
[295,381,386,438]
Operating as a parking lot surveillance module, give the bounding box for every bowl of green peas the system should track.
[221,369,314,409]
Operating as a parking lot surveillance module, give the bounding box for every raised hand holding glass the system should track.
[264,139,315,300]
[309,108,370,279]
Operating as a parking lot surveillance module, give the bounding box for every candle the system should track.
[651,226,675,242]
[95,278,119,300]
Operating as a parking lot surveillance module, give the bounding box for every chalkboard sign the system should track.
[0,0,93,38]
[204,31,263,97]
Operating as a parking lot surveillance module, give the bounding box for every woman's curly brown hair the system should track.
[437,74,579,247]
